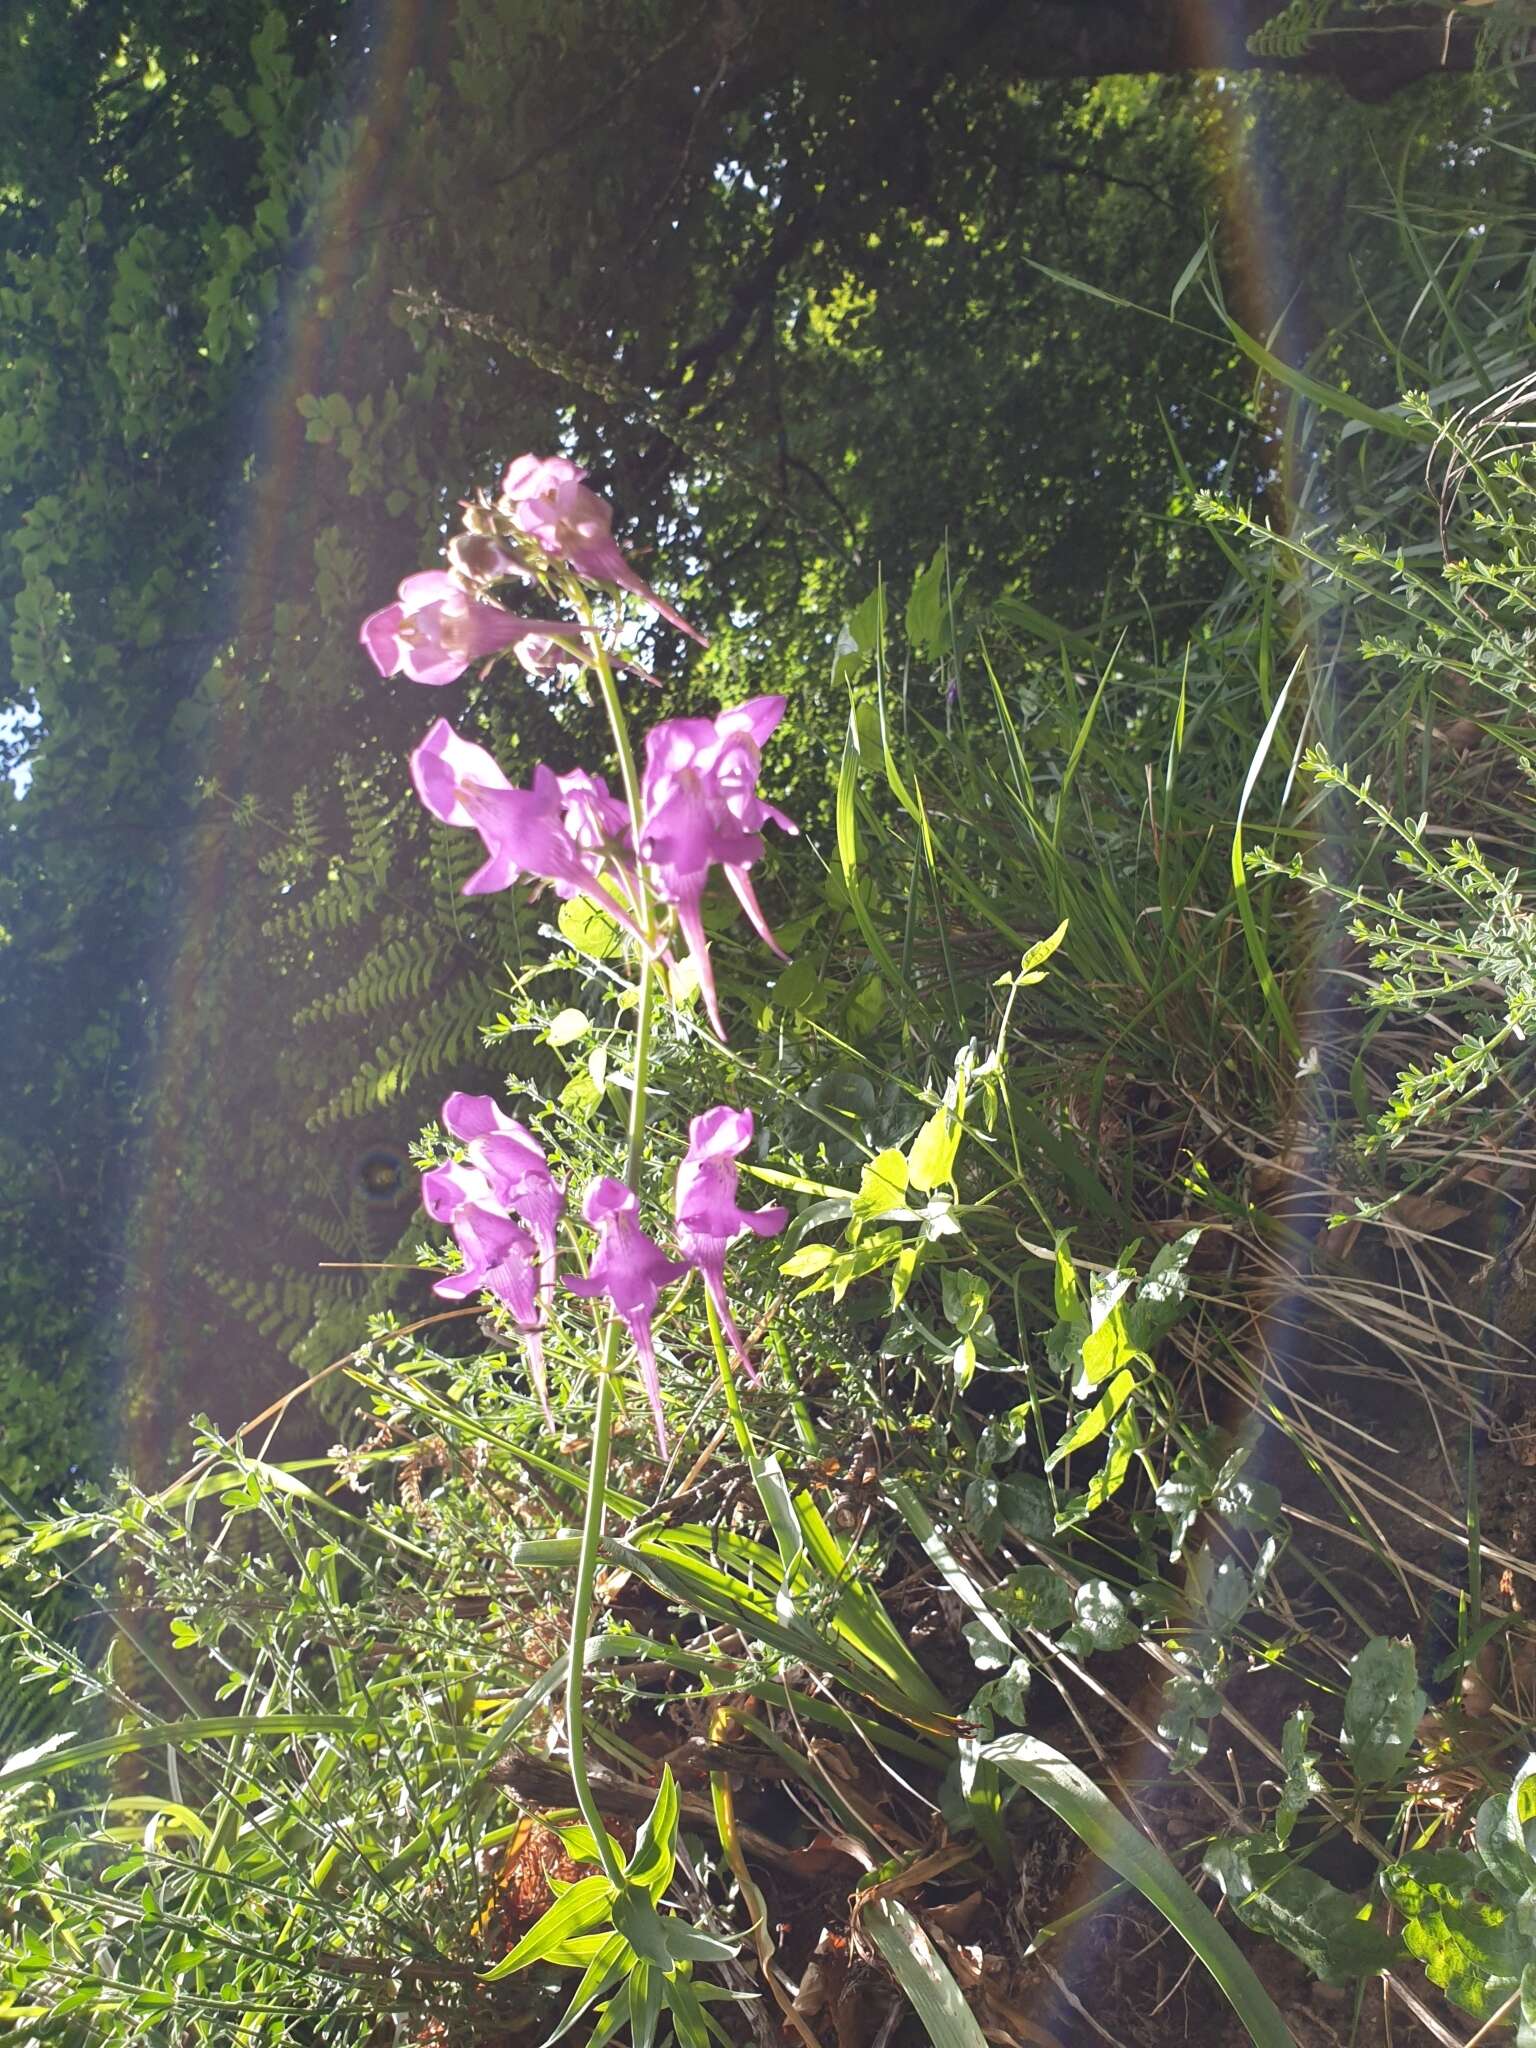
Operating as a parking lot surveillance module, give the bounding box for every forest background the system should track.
[5,3,1536,2044]
[0,0,1508,1524]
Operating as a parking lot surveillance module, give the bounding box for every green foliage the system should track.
[6,10,1536,2043]
[1341,1636,1426,1786]
[1205,1835,1400,1983]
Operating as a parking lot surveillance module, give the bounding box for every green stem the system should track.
[703,1289,755,1464]
[571,581,654,941]
[562,1352,625,1884]
[561,586,662,1888]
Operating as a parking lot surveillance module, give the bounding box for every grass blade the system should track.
[1231,661,1301,1059]
[983,1735,1296,2048]
[862,1896,990,2048]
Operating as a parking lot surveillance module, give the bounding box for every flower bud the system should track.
[462,501,502,536]
[449,532,523,583]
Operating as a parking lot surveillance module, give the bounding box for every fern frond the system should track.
[305,973,499,1130]
[200,1267,326,1353]
[1247,0,1335,56]
[293,926,453,1026]
[294,1210,365,1260]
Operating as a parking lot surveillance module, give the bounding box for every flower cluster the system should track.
[359,454,705,690]
[411,696,795,1038]
[426,1098,785,1452]
[421,1093,566,1425]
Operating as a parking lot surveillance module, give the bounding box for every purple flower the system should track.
[558,768,641,907]
[420,1155,489,1224]
[639,697,796,1037]
[564,1178,687,1453]
[442,1092,566,1317]
[410,719,648,943]
[674,1107,786,1378]
[420,1147,554,1425]
[557,769,635,862]
[500,454,708,648]
[360,569,586,687]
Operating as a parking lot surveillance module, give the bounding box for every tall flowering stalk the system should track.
[361,457,793,1888]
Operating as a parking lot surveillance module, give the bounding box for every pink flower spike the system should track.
[500,452,708,647]
[410,720,650,945]
[439,1092,564,1295]
[637,703,796,1038]
[360,567,586,687]
[563,1178,687,1453]
[468,1123,566,1316]
[674,1107,787,1379]
[429,1200,553,1427]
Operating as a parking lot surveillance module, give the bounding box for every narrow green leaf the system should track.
[625,1769,679,1903]
[542,1933,627,2046]
[983,1735,1296,2048]
[862,1896,989,2048]
[0,1713,374,1788]
[1218,309,1420,438]
[1232,663,1301,1058]
[630,1962,661,2048]
[481,1874,616,1979]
